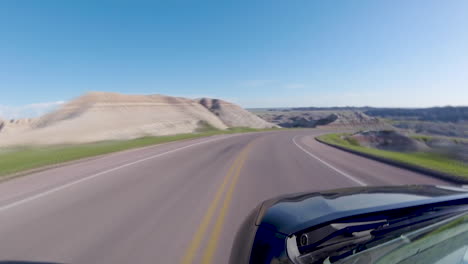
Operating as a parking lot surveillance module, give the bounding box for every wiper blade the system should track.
[371,205,468,237]
[298,220,387,253]
[327,211,468,264]
[293,203,468,264]
[299,204,468,254]
[325,207,468,263]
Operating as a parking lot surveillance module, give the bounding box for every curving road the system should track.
[0,129,452,264]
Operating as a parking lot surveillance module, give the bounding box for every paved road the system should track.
[0,129,452,264]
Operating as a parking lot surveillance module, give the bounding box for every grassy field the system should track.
[317,133,468,178]
[0,127,278,178]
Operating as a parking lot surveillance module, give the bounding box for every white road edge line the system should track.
[0,134,242,212]
[292,135,367,186]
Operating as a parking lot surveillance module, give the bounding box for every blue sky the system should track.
[1,0,467,118]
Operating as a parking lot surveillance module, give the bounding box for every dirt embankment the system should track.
[350,130,468,162]
[350,130,429,152]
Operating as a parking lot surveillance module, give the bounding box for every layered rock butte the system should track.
[0,92,276,146]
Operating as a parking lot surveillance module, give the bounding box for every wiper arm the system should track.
[299,204,468,254]
[371,205,468,237]
[298,220,387,253]
[325,207,468,263]
[293,204,468,264]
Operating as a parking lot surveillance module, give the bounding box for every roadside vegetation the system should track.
[0,127,280,179]
[317,133,468,179]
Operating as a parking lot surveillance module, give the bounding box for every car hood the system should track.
[256,185,468,235]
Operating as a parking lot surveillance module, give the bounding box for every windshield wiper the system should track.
[296,205,468,264]
[298,220,387,253]
[370,204,468,238]
[328,210,468,264]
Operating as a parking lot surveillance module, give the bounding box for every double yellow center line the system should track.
[180,141,255,264]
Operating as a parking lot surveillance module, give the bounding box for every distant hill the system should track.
[252,106,468,138]
[364,107,468,123]
[0,117,35,134]
[0,92,275,146]
[255,109,388,129]
[290,107,372,111]
[285,106,468,123]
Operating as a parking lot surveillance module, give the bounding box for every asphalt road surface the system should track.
[0,129,452,264]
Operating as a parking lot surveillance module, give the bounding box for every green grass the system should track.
[0,127,280,178]
[317,133,468,178]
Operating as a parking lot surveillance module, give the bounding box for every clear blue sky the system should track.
[1,0,467,118]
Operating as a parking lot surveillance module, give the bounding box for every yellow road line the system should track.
[201,142,254,264]
[180,145,247,264]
